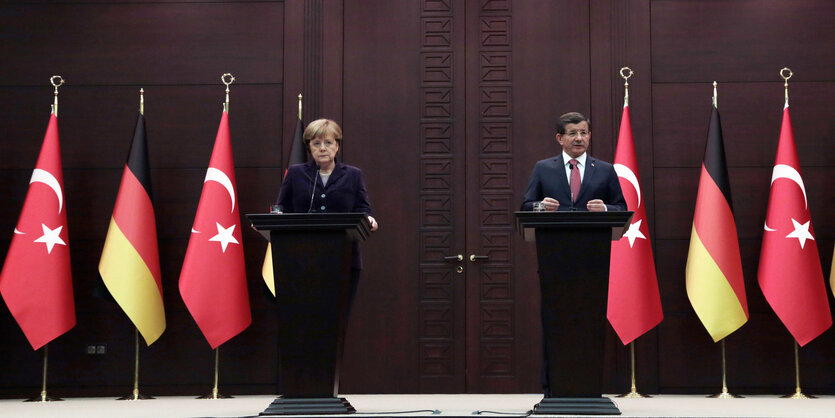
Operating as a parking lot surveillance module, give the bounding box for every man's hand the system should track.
[586,199,607,212]
[542,197,560,211]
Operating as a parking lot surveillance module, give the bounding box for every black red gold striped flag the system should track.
[262,116,305,296]
[99,113,165,345]
[685,104,748,342]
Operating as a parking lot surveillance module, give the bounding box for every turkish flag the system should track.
[608,104,663,344]
[0,113,75,350]
[179,109,251,349]
[758,105,831,346]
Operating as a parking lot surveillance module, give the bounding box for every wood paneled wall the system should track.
[0,1,288,397]
[649,0,835,394]
[1,0,833,397]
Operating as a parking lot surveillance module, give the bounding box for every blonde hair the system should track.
[303,119,343,146]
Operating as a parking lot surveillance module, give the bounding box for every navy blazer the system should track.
[277,160,373,215]
[276,160,373,269]
[521,154,626,212]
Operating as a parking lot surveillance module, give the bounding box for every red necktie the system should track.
[569,159,580,203]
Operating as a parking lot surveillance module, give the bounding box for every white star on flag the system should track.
[785,218,814,249]
[33,224,66,254]
[208,222,239,252]
[621,219,646,248]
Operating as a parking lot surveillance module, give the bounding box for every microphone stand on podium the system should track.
[516,210,632,416]
[248,212,372,416]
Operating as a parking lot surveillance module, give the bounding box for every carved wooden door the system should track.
[338,0,592,394]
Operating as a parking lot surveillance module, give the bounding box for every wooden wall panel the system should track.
[651,0,835,83]
[2,0,835,397]
[651,0,835,394]
[0,3,283,86]
[339,0,424,393]
[0,0,285,397]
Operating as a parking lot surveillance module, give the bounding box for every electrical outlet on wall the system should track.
[86,344,107,355]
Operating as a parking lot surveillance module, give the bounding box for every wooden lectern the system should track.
[248,213,372,416]
[516,211,633,416]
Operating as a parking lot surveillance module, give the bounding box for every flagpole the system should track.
[780,340,814,399]
[25,344,62,402]
[113,90,154,401]
[25,77,66,403]
[222,73,235,113]
[775,69,814,400]
[712,81,718,108]
[50,75,64,116]
[613,67,650,400]
[198,348,232,399]
[708,339,742,398]
[617,341,650,398]
[117,328,153,400]
[619,67,632,107]
[781,67,792,108]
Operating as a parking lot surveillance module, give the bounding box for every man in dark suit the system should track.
[521,112,626,397]
[521,112,626,212]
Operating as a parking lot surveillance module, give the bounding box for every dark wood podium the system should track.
[248,213,372,416]
[516,211,633,416]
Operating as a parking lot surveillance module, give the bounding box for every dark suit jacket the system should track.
[521,154,626,212]
[276,159,373,269]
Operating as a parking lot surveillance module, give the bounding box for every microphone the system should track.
[307,169,319,213]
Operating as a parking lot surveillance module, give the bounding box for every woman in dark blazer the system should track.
[276,118,377,228]
[275,118,377,313]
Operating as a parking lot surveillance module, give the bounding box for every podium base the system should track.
[532,397,620,415]
[260,397,355,415]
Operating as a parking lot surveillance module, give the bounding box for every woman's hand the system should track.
[367,215,378,231]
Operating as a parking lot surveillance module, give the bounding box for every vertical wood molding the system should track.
[303,0,324,122]
[474,0,515,388]
[590,0,657,393]
[418,0,458,391]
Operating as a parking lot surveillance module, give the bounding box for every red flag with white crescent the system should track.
[179,109,251,349]
[608,104,663,344]
[0,112,76,350]
[758,105,831,346]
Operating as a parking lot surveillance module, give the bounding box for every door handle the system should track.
[469,254,488,262]
[444,254,463,262]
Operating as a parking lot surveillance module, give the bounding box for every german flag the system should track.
[262,115,305,296]
[685,104,748,342]
[99,112,165,345]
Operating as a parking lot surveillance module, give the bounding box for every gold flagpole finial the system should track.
[712,81,718,109]
[619,67,633,107]
[221,73,235,113]
[139,88,145,116]
[50,75,64,116]
[297,94,303,120]
[780,67,793,108]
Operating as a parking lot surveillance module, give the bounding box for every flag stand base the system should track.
[260,397,355,415]
[25,393,62,402]
[532,397,620,415]
[117,393,155,400]
[781,389,816,399]
[197,392,233,399]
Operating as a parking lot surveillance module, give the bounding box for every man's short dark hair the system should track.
[556,112,590,134]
